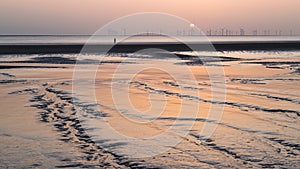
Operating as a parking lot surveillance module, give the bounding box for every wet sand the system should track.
[0,51,299,168]
[0,41,300,55]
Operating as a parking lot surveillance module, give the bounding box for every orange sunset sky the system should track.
[0,0,299,35]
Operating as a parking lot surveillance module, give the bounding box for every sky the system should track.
[0,0,299,35]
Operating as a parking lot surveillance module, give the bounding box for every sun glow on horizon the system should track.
[0,0,299,34]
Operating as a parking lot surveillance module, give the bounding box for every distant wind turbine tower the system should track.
[240,28,245,36]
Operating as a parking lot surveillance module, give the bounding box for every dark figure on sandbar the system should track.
[114,38,116,44]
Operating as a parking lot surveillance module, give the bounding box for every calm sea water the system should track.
[0,35,299,45]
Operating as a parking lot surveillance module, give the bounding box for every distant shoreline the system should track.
[1,35,300,37]
[0,41,300,54]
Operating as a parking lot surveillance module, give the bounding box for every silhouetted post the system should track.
[114,38,116,44]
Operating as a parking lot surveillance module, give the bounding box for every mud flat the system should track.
[0,51,299,168]
[0,41,300,55]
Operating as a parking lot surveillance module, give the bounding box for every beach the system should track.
[0,40,299,168]
[1,0,300,167]
[0,41,300,55]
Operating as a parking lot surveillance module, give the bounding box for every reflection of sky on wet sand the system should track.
[0,50,299,166]
[72,51,300,159]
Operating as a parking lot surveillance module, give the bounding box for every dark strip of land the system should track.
[0,65,66,69]
[0,41,300,54]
